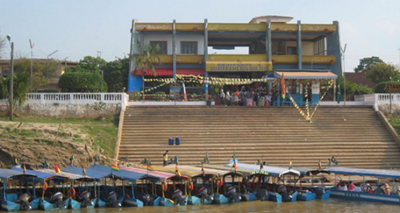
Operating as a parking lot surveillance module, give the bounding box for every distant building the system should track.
[0,58,78,91]
[128,15,343,103]
[344,72,377,90]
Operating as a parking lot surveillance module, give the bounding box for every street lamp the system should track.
[29,39,35,91]
[62,57,69,73]
[46,50,58,79]
[7,35,14,121]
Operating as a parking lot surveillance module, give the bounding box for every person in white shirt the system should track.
[353,184,362,192]
[338,182,348,191]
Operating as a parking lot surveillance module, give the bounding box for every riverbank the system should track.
[0,112,118,169]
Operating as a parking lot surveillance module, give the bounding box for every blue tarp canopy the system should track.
[326,167,400,179]
[289,167,330,176]
[39,168,94,182]
[0,169,36,181]
[225,163,300,178]
[63,165,151,182]
[63,165,110,181]
[11,168,65,183]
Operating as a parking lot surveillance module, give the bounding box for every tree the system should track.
[0,71,30,113]
[102,57,129,92]
[131,42,163,100]
[354,56,383,73]
[58,72,107,92]
[364,63,400,84]
[73,56,107,73]
[0,32,6,58]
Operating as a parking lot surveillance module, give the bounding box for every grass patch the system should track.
[389,117,400,135]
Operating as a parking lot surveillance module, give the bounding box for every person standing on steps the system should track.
[220,89,225,106]
[163,150,169,167]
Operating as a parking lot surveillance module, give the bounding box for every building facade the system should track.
[128,16,342,104]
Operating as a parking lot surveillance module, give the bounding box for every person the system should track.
[353,183,362,192]
[384,183,391,195]
[365,183,373,193]
[348,181,355,191]
[234,90,239,106]
[338,181,348,191]
[220,89,225,106]
[163,150,169,167]
[266,92,271,107]
[226,90,231,106]
[396,186,400,196]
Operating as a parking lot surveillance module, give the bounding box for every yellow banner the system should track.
[206,61,273,72]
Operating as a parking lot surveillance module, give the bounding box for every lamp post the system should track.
[29,39,35,92]
[46,50,58,79]
[6,35,14,121]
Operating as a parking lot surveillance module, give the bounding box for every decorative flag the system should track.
[175,165,181,177]
[23,164,26,174]
[14,157,18,166]
[289,160,293,170]
[174,156,179,165]
[147,164,155,172]
[260,162,264,171]
[44,158,49,169]
[337,78,342,103]
[111,164,119,172]
[331,156,339,165]
[182,82,187,102]
[281,72,286,100]
[82,166,86,176]
[148,158,152,166]
[55,163,61,173]
[232,152,237,172]
[201,162,205,176]
[318,160,322,170]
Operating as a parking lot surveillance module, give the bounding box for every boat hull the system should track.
[270,191,297,203]
[297,191,316,201]
[331,189,400,204]
[122,197,143,207]
[213,194,241,204]
[159,197,188,206]
[39,199,70,211]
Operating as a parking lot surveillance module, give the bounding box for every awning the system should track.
[134,68,205,76]
[274,71,337,79]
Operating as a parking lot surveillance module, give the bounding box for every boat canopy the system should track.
[11,168,65,183]
[63,165,111,181]
[290,167,330,176]
[120,166,175,181]
[0,169,36,181]
[326,167,400,179]
[179,165,231,177]
[39,168,95,182]
[202,164,266,176]
[225,163,300,177]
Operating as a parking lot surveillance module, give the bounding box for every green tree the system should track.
[364,63,400,84]
[354,56,383,73]
[0,32,6,58]
[131,42,163,100]
[73,56,107,73]
[0,71,31,113]
[58,72,107,92]
[338,76,374,100]
[102,57,129,92]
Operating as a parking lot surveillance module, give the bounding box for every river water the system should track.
[24,198,397,213]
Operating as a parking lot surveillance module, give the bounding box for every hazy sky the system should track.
[2,0,400,72]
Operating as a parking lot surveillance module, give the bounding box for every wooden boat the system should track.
[11,167,70,211]
[39,168,97,209]
[63,164,147,208]
[201,164,270,202]
[123,165,190,206]
[292,167,331,201]
[226,162,300,203]
[0,169,37,211]
[327,166,400,204]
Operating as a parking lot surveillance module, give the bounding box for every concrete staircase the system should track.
[118,106,400,169]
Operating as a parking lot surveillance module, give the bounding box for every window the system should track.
[150,41,167,54]
[181,42,197,54]
[287,47,297,55]
[314,37,327,55]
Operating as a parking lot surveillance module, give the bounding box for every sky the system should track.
[2,0,400,72]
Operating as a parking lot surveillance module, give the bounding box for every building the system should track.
[128,16,342,104]
[0,58,78,91]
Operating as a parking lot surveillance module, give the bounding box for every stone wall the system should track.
[16,103,121,118]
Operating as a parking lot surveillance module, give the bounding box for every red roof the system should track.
[132,68,205,76]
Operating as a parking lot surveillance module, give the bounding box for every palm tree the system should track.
[131,42,163,101]
[0,71,30,114]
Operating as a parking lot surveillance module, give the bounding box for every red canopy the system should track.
[132,68,205,76]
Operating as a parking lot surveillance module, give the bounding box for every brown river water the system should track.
[23,199,398,213]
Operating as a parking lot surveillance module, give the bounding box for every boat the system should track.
[38,168,97,209]
[11,167,70,211]
[226,162,300,203]
[201,164,270,202]
[63,164,146,208]
[121,165,190,206]
[155,165,230,205]
[327,166,400,204]
[119,166,176,206]
[292,167,331,201]
[0,169,37,211]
